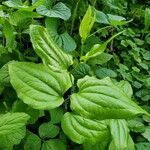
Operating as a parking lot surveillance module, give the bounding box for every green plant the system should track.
[0,0,150,149]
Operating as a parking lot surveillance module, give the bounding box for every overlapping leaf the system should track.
[61,112,110,144]
[9,62,73,110]
[71,76,148,119]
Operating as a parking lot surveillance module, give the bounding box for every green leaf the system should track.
[3,20,16,52]
[79,5,95,43]
[136,142,150,150]
[71,63,91,79]
[61,112,110,144]
[42,139,66,150]
[45,18,76,52]
[39,122,60,139]
[96,68,117,78]
[0,112,29,135]
[0,112,29,148]
[81,31,124,62]
[24,132,41,150]
[142,127,150,141]
[144,8,150,31]
[9,10,41,26]
[109,119,135,150]
[50,107,64,124]
[9,62,73,110]
[88,53,113,65]
[116,80,133,98]
[30,25,73,70]
[37,2,71,20]
[70,76,148,120]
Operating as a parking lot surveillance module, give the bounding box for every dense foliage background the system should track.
[0,0,150,149]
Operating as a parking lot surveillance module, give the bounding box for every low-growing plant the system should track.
[0,0,150,150]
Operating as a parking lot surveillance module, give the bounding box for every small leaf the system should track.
[42,139,66,150]
[9,62,73,110]
[96,68,117,78]
[39,122,60,139]
[144,8,150,31]
[24,132,41,150]
[61,112,110,144]
[142,127,150,141]
[70,76,148,120]
[136,142,150,150]
[79,5,95,43]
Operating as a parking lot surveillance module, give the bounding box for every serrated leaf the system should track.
[30,25,73,70]
[37,2,71,20]
[9,62,73,110]
[61,112,110,144]
[42,139,66,150]
[79,5,95,43]
[70,76,148,120]
[39,122,59,138]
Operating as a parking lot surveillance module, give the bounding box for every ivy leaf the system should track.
[42,139,66,150]
[9,62,73,110]
[30,25,73,70]
[45,18,76,52]
[61,112,110,144]
[37,2,71,20]
[70,76,148,120]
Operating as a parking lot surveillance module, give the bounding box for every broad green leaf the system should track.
[96,68,117,78]
[9,62,73,110]
[30,25,73,70]
[39,122,59,138]
[109,119,135,150]
[0,112,29,148]
[61,112,110,144]
[80,31,124,62]
[79,5,95,43]
[42,139,66,150]
[45,18,76,52]
[24,132,41,150]
[0,127,26,149]
[88,53,113,65]
[37,2,71,20]
[50,107,64,124]
[0,112,29,135]
[70,76,148,120]
[95,10,109,24]
[9,10,41,26]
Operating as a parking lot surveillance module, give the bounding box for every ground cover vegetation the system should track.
[0,0,150,149]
